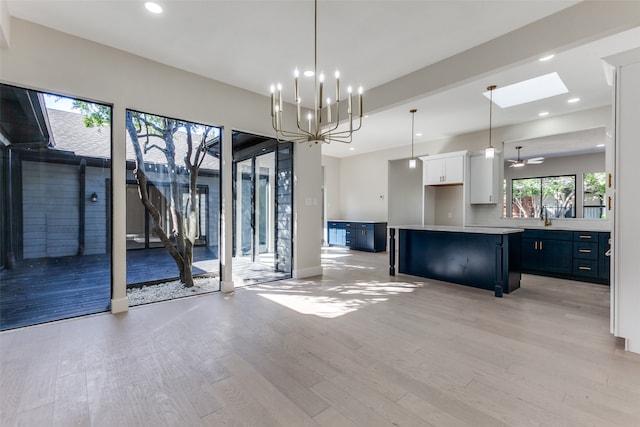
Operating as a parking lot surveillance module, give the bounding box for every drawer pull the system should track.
[579,249,592,253]
[578,235,592,239]
[578,266,592,271]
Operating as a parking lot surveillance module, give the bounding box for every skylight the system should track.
[483,72,568,108]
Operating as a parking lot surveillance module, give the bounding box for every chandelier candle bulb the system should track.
[359,87,363,117]
[319,73,324,109]
[294,69,299,104]
[348,86,353,114]
[277,83,283,114]
[308,112,312,132]
[335,71,340,102]
[270,84,275,117]
[327,98,332,122]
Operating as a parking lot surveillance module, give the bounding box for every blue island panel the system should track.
[398,228,521,296]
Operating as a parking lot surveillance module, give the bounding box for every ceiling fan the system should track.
[508,146,544,168]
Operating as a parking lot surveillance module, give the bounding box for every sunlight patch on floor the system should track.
[255,281,422,318]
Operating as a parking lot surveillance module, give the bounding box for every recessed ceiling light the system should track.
[568,97,580,103]
[303,70,314,77]
[145,2,163,14]
[348,147,355,151]
[539,54,555,62]
[596,144,605,147]
[538,111,549,117]
[415,133,422,137]
[482,72,568,108]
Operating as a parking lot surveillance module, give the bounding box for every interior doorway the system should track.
[232,132,292,286]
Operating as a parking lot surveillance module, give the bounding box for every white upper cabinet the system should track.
[420,152,465,185]
[469,155,498,204]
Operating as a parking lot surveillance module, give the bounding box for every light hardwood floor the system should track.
[1,246,640,426]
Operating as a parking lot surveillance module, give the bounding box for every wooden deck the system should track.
[0,247,289,331]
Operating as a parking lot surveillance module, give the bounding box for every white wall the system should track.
[321,155,341,220]
[434,185,464,226]
[1,18,322,310]
[387,159,423,226]
[294,143,322,278]
[338,149,390,221]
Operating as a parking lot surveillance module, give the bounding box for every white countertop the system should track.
[389,224,524,235]
[328,220,386,224]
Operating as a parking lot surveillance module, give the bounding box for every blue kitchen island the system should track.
[389,225,524,297]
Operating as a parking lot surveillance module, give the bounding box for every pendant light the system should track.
[485,85,497,159]
[409,109,417,168]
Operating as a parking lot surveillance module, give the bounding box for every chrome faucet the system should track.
[541,207,552,226]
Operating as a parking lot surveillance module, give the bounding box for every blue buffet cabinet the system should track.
[328,221,387,252]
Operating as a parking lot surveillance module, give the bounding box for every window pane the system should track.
[1,85,112,330]
[125,109,221,305]
[542,175,576,218]
[583,172,606,219]
[511,178,541,218]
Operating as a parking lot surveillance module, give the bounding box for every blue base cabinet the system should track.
[328,221,387,252]
[521,229,610,285]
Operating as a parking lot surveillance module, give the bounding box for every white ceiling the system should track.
[6,1,640,158]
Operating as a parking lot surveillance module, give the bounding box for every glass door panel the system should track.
[235,159,253,259]
[255,152,275,260]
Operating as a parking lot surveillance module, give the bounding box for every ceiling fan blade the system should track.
[528,157,545,162]
[507,159,517,163]
[527,158,544,164]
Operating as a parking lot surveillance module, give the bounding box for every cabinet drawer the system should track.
[573,242,598,260]
[573,231,598,242]
[544,230,573,241]
[573,259,598,277]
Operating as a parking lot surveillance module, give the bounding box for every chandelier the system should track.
[270,0,363,144]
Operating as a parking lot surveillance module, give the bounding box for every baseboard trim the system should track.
[221,280,234,293]
[626,337,640,354]
[111,297,129,314]
[293,266,323,279]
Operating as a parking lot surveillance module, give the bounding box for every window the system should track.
[511,175,576,218]
[125,109,221,300]
[0,84,112,330]
[583,172,606,219]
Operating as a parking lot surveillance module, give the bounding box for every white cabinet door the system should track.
[469,156,496,204]
[443,156,464,184]
[421,152,465,186]
[424,159,444,185]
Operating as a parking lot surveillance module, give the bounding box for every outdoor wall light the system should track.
[90,192,98,203]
